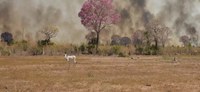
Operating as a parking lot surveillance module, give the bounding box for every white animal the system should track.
[64,54,77,63]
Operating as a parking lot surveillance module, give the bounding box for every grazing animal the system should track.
[64,54,77,64]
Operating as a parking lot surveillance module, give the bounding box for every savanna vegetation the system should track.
[0,0,200,92]
[0,0,200,57]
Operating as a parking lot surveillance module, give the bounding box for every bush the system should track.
[135,46,143,55]
[15,40,29,51]
[135,45,160,55]
[1,32,14,46]
[0,46,13,56]
[118,52,126,57]
[79,44,87,54]
[29,47,43,55]
[160,46,200,55]
[87,45,96,54]
[0,49,11,56]
[110,45,121,55]
[98,46,110,56]
[73,45,79,54]
[37,40,54,47]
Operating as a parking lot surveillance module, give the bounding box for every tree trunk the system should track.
[96,32,100,54]
[162,42,165,48]
[155,38,158,50]
[42,47,45,55]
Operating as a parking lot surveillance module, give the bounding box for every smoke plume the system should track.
[114,0,200,45]
[0,0,87,44]
[0,0,200,46]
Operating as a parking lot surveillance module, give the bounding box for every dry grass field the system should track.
[0,55,200,92]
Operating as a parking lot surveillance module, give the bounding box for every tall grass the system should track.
[1,41,200,56]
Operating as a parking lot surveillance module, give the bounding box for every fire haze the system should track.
[0,0,87,44]
[0,0,200,45]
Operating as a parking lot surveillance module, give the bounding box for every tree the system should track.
[78,0,120,53]
[180,35,190,46]
[143,20,171,55]
[145,20,170,48]
[40,25,59,44]
[85,32,97,54]
[160,26,171,47]
[132,30,144,47]
[132,31,145,55]
[1,32,14,46]
[185,25,199,46]
[85,32,97,45]
[120,37,131,46]
[39,25,59,55]
[145,20,161,50]
[111,35,121,45]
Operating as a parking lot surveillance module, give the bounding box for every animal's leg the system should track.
[68,61,71,70]
[73,58,77,68]
[74,58,77,64]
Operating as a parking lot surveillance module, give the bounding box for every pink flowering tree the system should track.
[78,0,120,52]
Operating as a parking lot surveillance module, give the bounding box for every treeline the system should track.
[0,21,200,56]
[1,40,200,56]
[1,33,200,56]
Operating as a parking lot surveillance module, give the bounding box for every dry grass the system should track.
[0,55,200,92]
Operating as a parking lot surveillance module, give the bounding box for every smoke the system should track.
[0,0,200,46]
[154,0,200,45]
[113,0,200,46]
[112,0,154,37]
[0,0,87,44]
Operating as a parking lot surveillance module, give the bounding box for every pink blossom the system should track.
[78,0,120,32]
[78,0,120,51]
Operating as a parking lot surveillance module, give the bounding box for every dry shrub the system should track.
[160,46,200,55]
[79,43,87,54]
[0,45,19,56]
[37,44,79,56]
[4,40,200,56]
[0,42,85,56]
[0,47,11,56]
[98,45,134,57]
[110,45,121,55]
[118,46,130,57]
[29,46,43,56]
[44,45,66,56]
[98,45,111,56]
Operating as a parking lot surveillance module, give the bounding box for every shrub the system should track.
[159,46,200,55]
[73,45,79,54]
[135,45,160,55]
[135,46,143,55]
[37,40,54,47]
[98,46,110,56]
[29,47,43,55]
[79,44,87,54]
[1,32,14,46]
[87,45,96,54]
[0,48,11,56]
[16,40,29,51]
[118,52,126,57]
[110,45,121,55]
